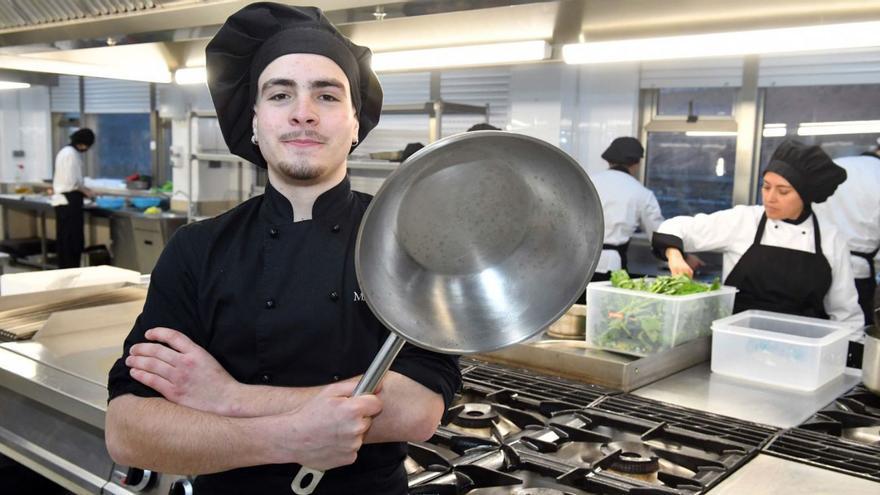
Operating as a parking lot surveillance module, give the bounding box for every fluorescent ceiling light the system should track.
[371,40,549,72]
[563,20,880,64]
[0,54,171,83]
[0,81,30,90]
[762,123,787,138]
[797,120,880,136]
[175,67,206,85]
[684,131,738,137]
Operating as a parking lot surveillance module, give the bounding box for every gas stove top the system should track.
[763,384,880,482]
[798,384,880,447]
[407,359,775,494]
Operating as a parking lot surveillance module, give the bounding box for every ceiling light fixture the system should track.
[0,81,30,90]
[762,123,787,138]
[371,40,550,72]
[684,131,738,137]
[796,120,880,136]
[562,20,880,64]
[174,67,207,85]
[0,55,171,83]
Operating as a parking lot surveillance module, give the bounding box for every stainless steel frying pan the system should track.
[292,131,604,494]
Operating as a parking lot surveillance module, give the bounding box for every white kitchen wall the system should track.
[0,86,52,183]
[571,63,641,176]
[508,63,563,145]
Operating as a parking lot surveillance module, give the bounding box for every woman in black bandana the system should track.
[105,4,460,494]
[652,140,863,327]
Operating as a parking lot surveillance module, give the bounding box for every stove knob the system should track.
[169,478,193,495]
[119,467,154,491]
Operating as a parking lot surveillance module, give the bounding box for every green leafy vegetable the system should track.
[588,270,729,356]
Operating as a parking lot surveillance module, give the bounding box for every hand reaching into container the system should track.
[665,247,693,278]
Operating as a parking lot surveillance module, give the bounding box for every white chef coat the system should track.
[657,204,863,327]
[813,154,880,280]
[51,145,84,207]
[592,168,664,273]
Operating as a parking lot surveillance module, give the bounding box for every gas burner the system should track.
[599,441,660,483]
[453,404,500,428]
[799,384,880,447]
[510,488,567,495]
[445,403,524,442]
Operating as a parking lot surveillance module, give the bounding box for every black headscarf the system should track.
[764,140,847,204]
[206,2,383,168]
[70,128,95,148]
[601,137,644,166]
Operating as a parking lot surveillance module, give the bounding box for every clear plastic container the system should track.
[710,310,853,391]
[585,281,737,356]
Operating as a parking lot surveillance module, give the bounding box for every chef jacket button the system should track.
[329,291,339,301]
[269,227,279,238]
[260,373,272,384]
[774,225,778,229]
[265,298,276,309]
[802,231,806,235]
[331,224,341,233]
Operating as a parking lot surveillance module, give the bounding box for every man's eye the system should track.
[268,93,289,101]
[319,94,340,102]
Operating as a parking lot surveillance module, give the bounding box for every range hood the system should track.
[0,0,878,83]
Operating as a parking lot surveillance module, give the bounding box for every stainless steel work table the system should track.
[0,194,186,272]
[632,361,862,428]
[706,454,878,495]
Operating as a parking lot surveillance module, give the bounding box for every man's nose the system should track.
[289,98,318,125]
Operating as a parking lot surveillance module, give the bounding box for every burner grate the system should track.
[591,395,778,449]
[461,359,612,408]
[763,428,880,482]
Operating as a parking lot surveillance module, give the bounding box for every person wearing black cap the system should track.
[591,137,665,280]
[652,140,863,326]
[51,128,95,268]
[814,139,880,324]
[105,4,460,494]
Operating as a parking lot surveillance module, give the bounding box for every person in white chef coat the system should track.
[591,137,665,280]
[653,140,863,327]
[813,140,880,324]
[51,128,95,268]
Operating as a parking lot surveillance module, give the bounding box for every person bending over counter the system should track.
[652,140,863,327]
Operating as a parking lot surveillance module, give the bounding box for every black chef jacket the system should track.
[108,176,462,494]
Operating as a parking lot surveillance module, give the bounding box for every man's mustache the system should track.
[279,130,328,142]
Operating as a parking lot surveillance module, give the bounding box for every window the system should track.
[645,132,737,218]
[91,113,152,179]
[657,88,736,117]
[756,84,880,201]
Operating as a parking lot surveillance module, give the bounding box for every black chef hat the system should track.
[206,2,383,168]
[764,140,847,204]
[467,123,501,132]
[70,128,95,147]
[601,137,644,166]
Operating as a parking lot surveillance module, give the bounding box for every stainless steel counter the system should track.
[0,194,186,272]
[706,454,879,495]
[0,292,184,494]
[633,362,862,428]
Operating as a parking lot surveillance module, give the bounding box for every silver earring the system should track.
[251,132,258,146]
[351,139,358,146]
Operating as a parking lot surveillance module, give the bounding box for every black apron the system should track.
[851,247,878,324]
[725,213,831,319]
[54,190,85,269]
[602,241,631,272]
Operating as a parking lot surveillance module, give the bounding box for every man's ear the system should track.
[351,109,360,144]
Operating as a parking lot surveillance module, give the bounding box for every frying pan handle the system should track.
[290,335,405,494]
[353,334,405,395]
